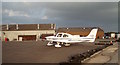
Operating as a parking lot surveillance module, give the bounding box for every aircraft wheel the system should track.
[55,44,61,48]
[64,43,70,47]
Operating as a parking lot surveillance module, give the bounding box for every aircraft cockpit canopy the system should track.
[57,34,62,37]
[56,33,70,37]
[63,34,68,37]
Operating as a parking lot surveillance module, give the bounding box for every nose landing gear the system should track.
[55,42,61,48]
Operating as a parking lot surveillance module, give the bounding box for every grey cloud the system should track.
[2,2,118,32]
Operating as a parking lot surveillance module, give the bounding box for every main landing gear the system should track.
[47,42,54,46]
[47,42,61,48]
[47,42,71,48]
[64,43,71,47]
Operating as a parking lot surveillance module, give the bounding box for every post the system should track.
[16,24,19,30]
[37,24,39,29]
[54,24,56,29]
[6,24,9,30]
[51,24,53,29]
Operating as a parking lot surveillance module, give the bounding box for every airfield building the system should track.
[1,24,104,41]
[57,27,104,39]
[1,24,56,41]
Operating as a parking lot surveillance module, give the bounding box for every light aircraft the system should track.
[45,28,98,48]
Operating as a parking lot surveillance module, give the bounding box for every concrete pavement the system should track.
[82,42,118,64]
[2,41,104,63]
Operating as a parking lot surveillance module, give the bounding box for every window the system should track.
[57,34,62,37]
[63,34,68,37]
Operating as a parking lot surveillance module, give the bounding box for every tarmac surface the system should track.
[2,40,105,63]
[82,42,118,64]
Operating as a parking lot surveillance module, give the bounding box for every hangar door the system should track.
[40,34,54,39]
[18,35,36,41]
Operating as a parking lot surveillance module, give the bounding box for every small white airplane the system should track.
[45,28,98,48]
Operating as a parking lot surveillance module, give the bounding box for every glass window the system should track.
[57,34,62,37]
[63,34,68,37]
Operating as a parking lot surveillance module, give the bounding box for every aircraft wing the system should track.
[51,40,87,43]
[51,40,69,43]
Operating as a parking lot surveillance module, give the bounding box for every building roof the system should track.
[58,27,103,32]
[57,27,104,35]
[2,24,56,31]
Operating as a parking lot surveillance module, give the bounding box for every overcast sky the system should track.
[2,2,118,32]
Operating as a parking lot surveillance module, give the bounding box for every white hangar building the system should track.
[1,24,56,41]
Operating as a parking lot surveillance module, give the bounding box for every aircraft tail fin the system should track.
[87,28,98,42]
